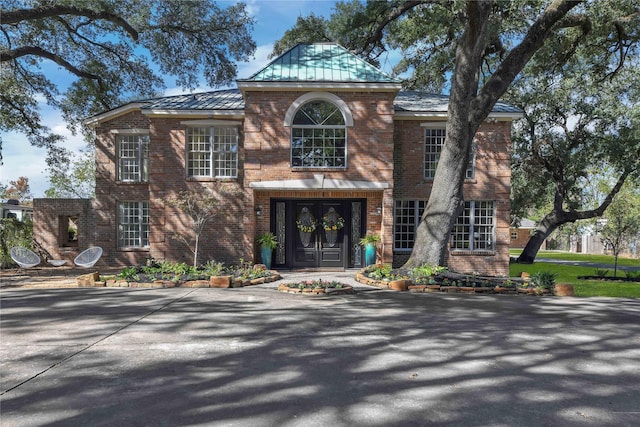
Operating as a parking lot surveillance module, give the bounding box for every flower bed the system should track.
[278,279,354,296]
[356,264,563,296]
[87,259,281,288]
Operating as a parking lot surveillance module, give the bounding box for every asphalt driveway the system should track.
[1,281,639,426]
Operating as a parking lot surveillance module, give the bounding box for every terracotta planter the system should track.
[555,283,575,297]
[389,279,410,291]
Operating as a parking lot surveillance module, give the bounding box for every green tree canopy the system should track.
[274,0,640,268]
[600,183,640,276]
[509,56,640,262]
[45,149,95,199]
[1,0,255,164]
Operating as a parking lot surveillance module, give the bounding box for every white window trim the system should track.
[186,126,239,178]
[110,128,149,135]
[420,122,447,128]
[450,200,496,252]
[393,199,427,252]
[289,103,348,168]
[116,134,149,182]
[284,92,354,127]
[181,119,242,126]
[421,123,475,180]
[117,200,150,249]
[393,199,495,252]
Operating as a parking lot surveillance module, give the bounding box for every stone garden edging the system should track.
[355,268,570,296]
[77,271,282,289]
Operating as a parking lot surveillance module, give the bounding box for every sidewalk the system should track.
[1,276,639,426]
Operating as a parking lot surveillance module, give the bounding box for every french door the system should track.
[292,200,346,268]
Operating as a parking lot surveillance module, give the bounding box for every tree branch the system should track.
[1,5,138,40]
[357,0,429,56]
[1,46,103,86]
[571,168,632,220]
[471,0,583,128]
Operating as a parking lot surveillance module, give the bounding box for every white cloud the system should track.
[245,0,261,17]
[1,132,50,198]
[237,43,274,79]
[1,107,88,198]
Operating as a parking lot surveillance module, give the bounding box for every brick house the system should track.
[34,43,522,276]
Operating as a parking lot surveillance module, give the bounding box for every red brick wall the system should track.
[392,120,512,277]
[510,228,543,249]
[33,198,95,263]
[92,112,247,267]
[244,90,397,263]
[74,90,513,276]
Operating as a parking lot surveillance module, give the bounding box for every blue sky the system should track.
[2,0,400,198]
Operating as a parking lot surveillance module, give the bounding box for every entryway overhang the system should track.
[249,174,389,191]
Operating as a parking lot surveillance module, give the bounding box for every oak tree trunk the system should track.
[402,0,583,269]
[517,211,564,263]
[402,0,491,268]
[517,170,631,263]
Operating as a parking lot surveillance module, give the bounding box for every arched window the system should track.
[291,100,347,168]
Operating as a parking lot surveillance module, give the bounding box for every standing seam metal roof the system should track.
[242,43,399,83]
[143,89,244,110]
[139,89,522,115]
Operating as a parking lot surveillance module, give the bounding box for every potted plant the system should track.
[359,233,381,266]
[257,232,278,269]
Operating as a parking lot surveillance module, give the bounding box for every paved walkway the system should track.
[1,270,639,426]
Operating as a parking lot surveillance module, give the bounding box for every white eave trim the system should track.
[84,103,147,127]
[237,81,402,92]
[180,119,243,126]
[109,128,149,134]
[249,174,389,191]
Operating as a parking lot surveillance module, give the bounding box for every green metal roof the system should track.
[243,43,399,83]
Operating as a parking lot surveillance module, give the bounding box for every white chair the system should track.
[10,247,41,268]
[74,247,103,268]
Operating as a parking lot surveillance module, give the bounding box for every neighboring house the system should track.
[509,218,544,249]
[34,43,522,276]
[1,199,33,221]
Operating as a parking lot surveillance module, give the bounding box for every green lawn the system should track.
[509,249,640,267]
[509,250,640,298]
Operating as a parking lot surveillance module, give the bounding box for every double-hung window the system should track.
[291,101,346,168]
[423,126,474,179]
[117,134,149,182]
[393,200,495,252]
[118,201,149,248]
[187,127,238,178]
[450,201,495,251]
[394,200,427,250]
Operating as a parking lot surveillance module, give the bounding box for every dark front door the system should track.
[292,200,347,268]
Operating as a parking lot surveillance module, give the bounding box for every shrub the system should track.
[0,218,33,268]
[531,270,558,291]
